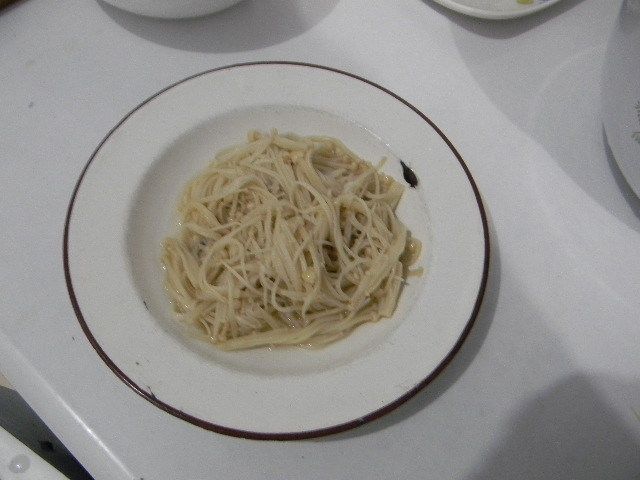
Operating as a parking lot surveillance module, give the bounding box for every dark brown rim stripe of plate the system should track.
[63,61,490,441]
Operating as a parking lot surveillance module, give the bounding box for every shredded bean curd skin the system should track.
[161,131,422,351]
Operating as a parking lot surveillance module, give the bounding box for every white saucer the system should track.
[432,0,563,20]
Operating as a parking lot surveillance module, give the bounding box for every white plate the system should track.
[64,62,488,439]
[431,0,563,20]
[603,0,640,198]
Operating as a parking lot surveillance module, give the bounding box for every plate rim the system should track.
[430,0,563,20]
[62,61,490,440]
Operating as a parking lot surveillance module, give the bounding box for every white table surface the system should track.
[1,0,639,479]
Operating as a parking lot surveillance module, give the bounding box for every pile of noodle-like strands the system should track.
[162,131,421,350]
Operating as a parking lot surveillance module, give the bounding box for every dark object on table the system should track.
[0,386,94,479]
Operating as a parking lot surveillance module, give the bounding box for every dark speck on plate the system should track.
[400,160,419,188]
[147,386,157,400]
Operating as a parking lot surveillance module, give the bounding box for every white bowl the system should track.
[602,0,640,197]
[100,0,244,19]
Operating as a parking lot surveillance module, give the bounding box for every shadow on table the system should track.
[464,373,640,480]
[323,213,500,440]
[425,0,640,233]
[97,0,339,53]
[0,0,27,15]
[0,386,93,480]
